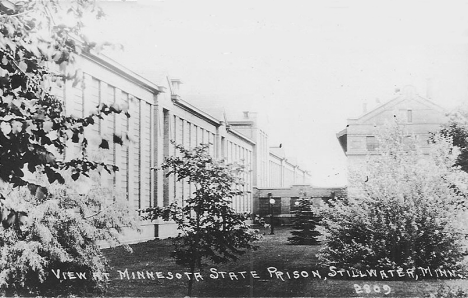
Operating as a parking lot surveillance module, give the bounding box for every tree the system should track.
[319,122,468,270]
[431,111,468,210]
[0,0,125,190]
[143,144,259,297]
[0,1,138,295]
[435,111,468,173]
[287,198,320,245]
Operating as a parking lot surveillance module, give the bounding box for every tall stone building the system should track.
[336,85,448,171]
[54,50,310,241]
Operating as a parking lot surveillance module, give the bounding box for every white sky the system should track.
[85,0,468,186]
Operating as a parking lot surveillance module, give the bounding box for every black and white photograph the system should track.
[1,0,468,297]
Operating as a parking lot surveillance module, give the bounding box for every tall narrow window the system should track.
[407,110,413,123]
[163,109,170,206]
[221,137,225,159]
[366,136,378,151]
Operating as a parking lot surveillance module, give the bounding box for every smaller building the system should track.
[253,185,346,225]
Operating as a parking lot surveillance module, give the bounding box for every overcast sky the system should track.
[85,0,468,186]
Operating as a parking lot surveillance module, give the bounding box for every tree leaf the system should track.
[71,131,79,143]
[99,138,109,149]
[18,61,27,73]
[0,0,16,11]
[113,133,123,145]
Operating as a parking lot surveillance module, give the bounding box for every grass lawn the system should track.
[103,227,468,297]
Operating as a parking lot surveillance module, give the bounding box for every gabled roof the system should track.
[336,85,447,154]
[348,85,446,125]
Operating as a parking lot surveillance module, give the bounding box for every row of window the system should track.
[268,159,309,187]
[62,75,153,210]
[366,134,429,152]
[162,112,254,213]
[59,74,281,214]
[257,130,269,187]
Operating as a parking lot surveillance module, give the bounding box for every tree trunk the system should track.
[187,263,195,297]
[188,206,201,297]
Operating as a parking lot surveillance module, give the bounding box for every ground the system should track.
[103,226,468,297]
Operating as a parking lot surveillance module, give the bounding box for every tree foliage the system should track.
[435,111,468,173]
[0,172,139,296]
[319,122,468,270]
[287,198,320,245]
[0,1,139,295]
[0,0,126,190]
[431,111,468,209]
[143,144,259,296]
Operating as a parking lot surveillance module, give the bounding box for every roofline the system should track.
[309,186,347,190]
[348,95,399,122]
[229,121,255,126]
[82,51,162,94]
[348,92,446,124]
[227,128,256,145]
[268,151,309,173]
[336,128,347,138]
[269,151,284,160]
[172,97,221,127]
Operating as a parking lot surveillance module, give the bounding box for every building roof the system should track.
[269,147,286,159]
[348,85,445,125]
[82,51,162,94]
[336,85,447,154]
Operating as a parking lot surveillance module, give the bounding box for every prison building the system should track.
[50,51,260,241]
[50,47,313,241]
[336,85,448,174]
[154,81,255,238]
[268,147,310,188]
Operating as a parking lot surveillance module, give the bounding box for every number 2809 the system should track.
[354,284,391,295]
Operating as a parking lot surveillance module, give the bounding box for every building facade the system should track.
[58,52,162,242]
[268,147,310,187]
[336,85,448,172]
[155,84,256,238]
[55,51,310,241]
[228,113,314,223]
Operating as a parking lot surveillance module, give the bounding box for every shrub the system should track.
[428,284,468,298]
[319,123,468,270]
[0,174,139,296]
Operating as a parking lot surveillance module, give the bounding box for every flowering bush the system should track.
[319,122,468,270]
[0,174,139,296]
[428,285,468,298]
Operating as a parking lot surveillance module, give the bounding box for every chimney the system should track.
[426,78,433,99]
[243,111,250,119]
[170,79,182,96]
[362,101,368,114]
